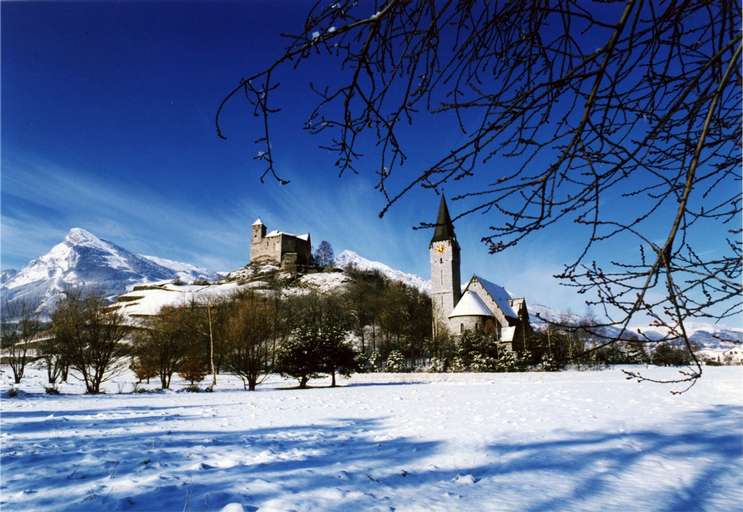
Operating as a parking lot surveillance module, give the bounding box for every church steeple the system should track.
[429,195,461,336]
[430,195,456,244]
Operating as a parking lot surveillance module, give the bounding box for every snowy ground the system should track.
[1,366,742,512]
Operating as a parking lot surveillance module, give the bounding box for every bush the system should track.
[178,353,207,385]
[45,386,60,395]
[652,343,692,366]
[384,350,408,372]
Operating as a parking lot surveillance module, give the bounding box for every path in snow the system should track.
[1,366,741,511]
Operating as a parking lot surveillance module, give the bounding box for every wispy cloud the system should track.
[0,153,601,318]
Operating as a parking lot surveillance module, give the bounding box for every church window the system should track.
[439,258,442,264]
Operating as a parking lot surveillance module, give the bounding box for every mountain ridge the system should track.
[1,228,212,317]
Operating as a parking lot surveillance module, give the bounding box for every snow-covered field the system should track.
[1,366,742,511]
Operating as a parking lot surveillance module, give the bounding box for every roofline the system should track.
[448,313,494,319]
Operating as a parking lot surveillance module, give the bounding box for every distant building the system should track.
[429,196,530,349]
[251,218,312,271]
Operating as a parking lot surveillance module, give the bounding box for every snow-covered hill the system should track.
[0,228,213,318]
[528,303,742,353]
[336,250,431,293]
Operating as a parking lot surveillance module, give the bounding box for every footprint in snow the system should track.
[452,474,479,485]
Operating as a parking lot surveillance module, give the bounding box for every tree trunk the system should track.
[299,376,309,389]
[331,370,336,387]
[207,302,217,387]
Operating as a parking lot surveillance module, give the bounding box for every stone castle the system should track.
[251,218,312,271]
[429,196,530,349]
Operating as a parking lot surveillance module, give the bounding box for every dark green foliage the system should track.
[343,266,431,367]
[276,290,357,387]
[651,343,693,367]
[276,326,326,388]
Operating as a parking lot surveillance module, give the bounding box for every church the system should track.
[429,197,530,350]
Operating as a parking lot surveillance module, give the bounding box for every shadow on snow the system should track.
[1,402,741,511]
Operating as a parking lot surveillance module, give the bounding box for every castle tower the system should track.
[429,196,461,337]
[251,218,267,260]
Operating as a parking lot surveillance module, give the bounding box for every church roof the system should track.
[430,195,456,244]
[449,290,494,318]
[252,218,264,225]
[471,276,517,318]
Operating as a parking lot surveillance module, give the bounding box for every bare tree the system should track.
[217,1,741,390]
[132,305,191,389]
[51,291,129,394]
[1,302,42,384]
[223,292,275,391]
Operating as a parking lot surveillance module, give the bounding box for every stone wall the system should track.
[430,239,461,336]
[251,235,282,263]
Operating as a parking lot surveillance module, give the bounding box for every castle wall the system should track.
[250,221,311,267]
[280,236,312,265]
[251,235,282,263]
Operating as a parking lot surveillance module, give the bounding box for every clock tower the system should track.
[429,195,461,336]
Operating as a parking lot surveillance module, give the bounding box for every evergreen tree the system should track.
[276,326,325,388]
[384,350,408,372]
[319,326,357,387]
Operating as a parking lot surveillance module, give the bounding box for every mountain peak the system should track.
[64,227,104,246]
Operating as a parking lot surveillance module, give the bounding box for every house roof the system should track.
[431,195,457,244]
[265,230,310,242]
[449,291,494,318]
[472,276,517,318]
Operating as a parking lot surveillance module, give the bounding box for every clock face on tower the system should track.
[434,242,446,254]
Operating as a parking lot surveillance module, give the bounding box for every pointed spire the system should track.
[430,195,456,244]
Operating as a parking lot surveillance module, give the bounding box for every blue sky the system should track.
[2,2,738,322]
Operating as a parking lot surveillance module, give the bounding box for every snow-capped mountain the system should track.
[335,250,431,293]
[528,302,742,351]
[1,228,213,318]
